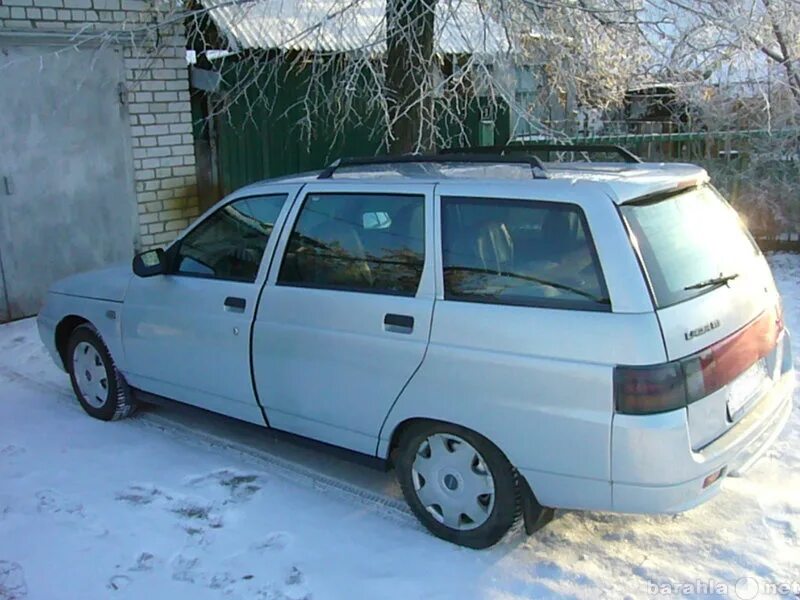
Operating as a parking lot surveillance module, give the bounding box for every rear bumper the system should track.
[610,368,794,513]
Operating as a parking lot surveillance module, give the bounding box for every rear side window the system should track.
[277,193,425,296]
[621,185,760,308]
[175,194,287,282]
[441,197,610,310]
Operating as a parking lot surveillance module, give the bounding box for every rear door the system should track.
[620,185,784,448]
[252,182,435,454]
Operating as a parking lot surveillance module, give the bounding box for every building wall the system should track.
[0,0,200,249]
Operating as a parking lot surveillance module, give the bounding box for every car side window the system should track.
[441,196,610,310]
[175,194,288,283]
[277,193,425,296]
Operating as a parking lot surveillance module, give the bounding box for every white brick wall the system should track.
[0,0,200,249]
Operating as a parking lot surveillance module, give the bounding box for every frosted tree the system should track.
[184,0,652,152]
[643,0,800,232]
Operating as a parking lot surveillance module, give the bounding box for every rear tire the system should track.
[66,324,136,421]
[395,421,520,549]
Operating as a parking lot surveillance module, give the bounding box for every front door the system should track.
[252,182,435,454]
[121,190,296,424]
[0,42,136,322]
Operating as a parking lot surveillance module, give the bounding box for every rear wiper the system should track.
[684,272,739,291]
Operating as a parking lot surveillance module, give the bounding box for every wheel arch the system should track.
[386,415,554,535]
[55,315,91,369]
[384,416,516,469]
[63,315,137,421]
[385,417,432,466]
[385,417,531,491]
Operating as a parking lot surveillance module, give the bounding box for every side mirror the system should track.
[132,248,166,277]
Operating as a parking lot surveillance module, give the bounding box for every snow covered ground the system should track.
[1,254,799,600]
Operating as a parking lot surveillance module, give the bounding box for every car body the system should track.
[37,153,795,547]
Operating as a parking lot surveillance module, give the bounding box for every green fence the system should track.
[554,129,800,238]
[209,58,510,195]
[561,128,800,162]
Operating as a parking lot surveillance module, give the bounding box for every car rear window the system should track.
[620,185,760,308]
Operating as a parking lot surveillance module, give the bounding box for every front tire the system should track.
[395,421,520,549]
[67,324,136,421]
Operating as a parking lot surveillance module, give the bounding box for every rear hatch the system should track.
[620,184,786,449]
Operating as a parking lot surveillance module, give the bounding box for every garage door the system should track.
[0,41,136,322]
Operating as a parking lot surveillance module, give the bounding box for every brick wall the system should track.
[0,0,200,249]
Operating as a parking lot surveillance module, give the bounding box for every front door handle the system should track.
[384,313,414,334]
[224,296,246,312]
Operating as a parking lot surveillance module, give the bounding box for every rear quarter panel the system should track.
[380,307,665,510]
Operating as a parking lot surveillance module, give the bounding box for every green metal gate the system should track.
[207,58,510,195]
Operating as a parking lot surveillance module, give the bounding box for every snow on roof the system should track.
[203,0,511,55]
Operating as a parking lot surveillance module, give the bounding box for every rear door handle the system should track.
[224,296,246,312]
[384,313,414,333]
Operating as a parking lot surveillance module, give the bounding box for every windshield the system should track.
[620,185,760,308]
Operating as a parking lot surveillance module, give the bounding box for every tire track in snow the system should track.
[0,365,419,531]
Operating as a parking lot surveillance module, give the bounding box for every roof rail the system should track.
[441,143,642,164]
[317,153,549,179]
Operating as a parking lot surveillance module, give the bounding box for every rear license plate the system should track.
[727,359,768,419]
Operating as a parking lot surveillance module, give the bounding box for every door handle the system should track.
[224,296,246,312]
[384,313,414,333]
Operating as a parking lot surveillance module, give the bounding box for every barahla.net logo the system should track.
[646,576,800,598]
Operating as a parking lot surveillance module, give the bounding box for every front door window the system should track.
[175,194,288,282]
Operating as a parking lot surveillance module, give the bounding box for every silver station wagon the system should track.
[37,146,795,548]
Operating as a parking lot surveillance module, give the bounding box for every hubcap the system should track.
[411,433,495,531]
[72,342,109,409]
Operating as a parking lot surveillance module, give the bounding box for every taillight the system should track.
[615,305,782,415]
[681,353,710,404]
[614,363,686,415]
[684,305,781,403]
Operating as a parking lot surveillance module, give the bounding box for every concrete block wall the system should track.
[0,0,200,249]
